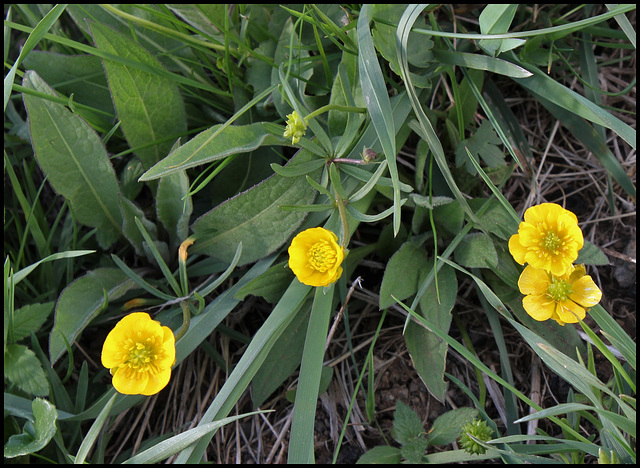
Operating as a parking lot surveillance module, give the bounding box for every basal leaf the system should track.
[3,398,58,458]
[379,241,429,310]
[49,268,139,365]
[140,122,287,181]
[4,344,49,397]
[11,302,55,342]
[90,22,187,170]
[407,263,457,402]
[156,170,193,249]
[22,71,123,248]
[190,148,321,265]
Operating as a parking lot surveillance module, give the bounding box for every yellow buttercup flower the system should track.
[288,227,344,287]
[509,203,583,276]
[283,110,307,145]
[517,264,602,325]
[101,312,175,396]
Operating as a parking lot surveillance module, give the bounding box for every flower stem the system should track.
[334,188,350,248]
[306,104,366,121]
[174,301,191,341]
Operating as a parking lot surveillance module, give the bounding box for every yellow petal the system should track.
[517,266,549,295]
[141,368,172,396]
[112,366,148,395]
[522,295,555,322]
[569,275,602,308]
[554,300,586,324]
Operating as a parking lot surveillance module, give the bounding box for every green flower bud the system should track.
[459,419,493,455]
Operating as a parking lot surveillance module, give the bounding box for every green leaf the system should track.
[433,50,530,77]
[22,71,124,248]
[576,240,609,266]
[90,22,187,170]
[454,233,499,269]
[288,285,335,464]
[478,4,521,56]
[190,148,321,265]
[406,264,457,402]
[356,445,402,464]
[455,120,506,175]
[11,302,55,342]
[3,398,58,458]
[156,170,193,249]
[4,345,49,396]
[426,407,478,446]
[358,4,402,235]
[380,241,429,310]
[392,400,425,445]
[140,122,287,181]
[234,262,294,304]
[4,4,67,111]
[252,302,309,408]
[119,196,161,258]
[49,268,138,365]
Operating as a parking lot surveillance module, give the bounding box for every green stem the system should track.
[334,188,350,248]
[306,104,366,121]
[174,301,191,341]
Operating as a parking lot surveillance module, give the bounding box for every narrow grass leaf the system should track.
[123,411,272,464]
[4,4,67,111]
[12,250,95,285]
[175,280,312,463]
[358,4,401,235]
[512,61,636,150]
[74,393,116,464]
[433,50,532,78]
[289,285,335,464]
[397,6,479,225]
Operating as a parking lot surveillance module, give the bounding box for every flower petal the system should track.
[112,366,148,395]
[522,294,555,322]
[553,300,586,324]
[569,275,602,308]
[517,265,549,295]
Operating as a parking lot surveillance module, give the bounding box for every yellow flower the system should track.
[288,227,345,287]
[509,203,583,276]
[101,312,175,396]
[517,264,602,325]
[283,110,307,145]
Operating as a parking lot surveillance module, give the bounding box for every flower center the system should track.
[308,241,337,272]
[123,334,160,373]
[547,277,572,302]
[540,230,562,254]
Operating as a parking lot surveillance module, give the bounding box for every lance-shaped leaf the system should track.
[22,71,123,248]
[90,22,187,170]
[140,122,288,181]
[190,148,320,265]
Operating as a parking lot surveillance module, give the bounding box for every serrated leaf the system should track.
[4,345,49,396]
[11,302,55,342]
[22,71,123,248]
[456,120,505,175]
[426,407,478,446]
[392,400,425,445]
[90,22,187,170]
[190,148,321,265]
[4,398,58,458]
[140,122,288,181]
[49,268,139,365]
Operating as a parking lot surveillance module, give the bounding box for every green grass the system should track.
[4,4,636,464]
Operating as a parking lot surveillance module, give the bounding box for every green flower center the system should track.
[547,277,572,302]
[541,230,561,254]
[308,241,337,272]
[123,335,160,373]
